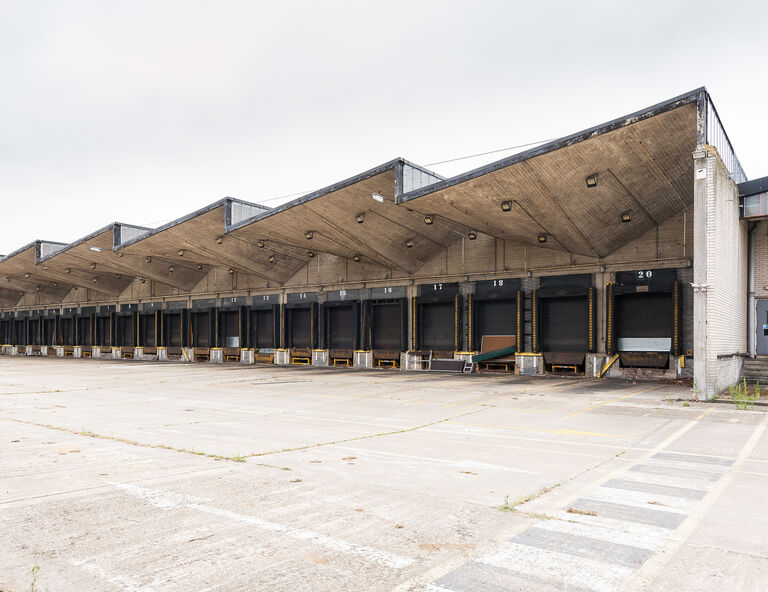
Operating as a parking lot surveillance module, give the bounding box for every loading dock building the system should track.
[0,88,758,398]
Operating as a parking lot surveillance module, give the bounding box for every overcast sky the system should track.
[1,0,766,254]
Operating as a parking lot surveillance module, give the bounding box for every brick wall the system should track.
[695,148,747,397]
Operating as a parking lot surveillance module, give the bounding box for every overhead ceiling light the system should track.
[90,263,96,270]
[372,193,386,203]
[268,255,275,264]
[353,254,360,262]
[538,233,547,243]
[197,264,203,270]
[118,252,123,257]
[621,211,632,223]
[140,278,146,284]
[145,256,152,263]
[405,239,414,248]
[178,249,185,256]
[257,240,265,248]
[216,237,224,244]
[168,266,175,273]
[424,214,435,225]
[89,246,102,252]
[304,230,314,240]
[308,250,315,258]
[53,282,58,287]
[467,230,477,240]
[116,274,122,279]
[66,268,71,273]
[35,286,40,292]
[355,213,365,224]
[92,277,98,282]
[585,173,598,188]
[43,266,48,271]
[24,273,30,278]
[501,201,512,212]
[228,267,235,274]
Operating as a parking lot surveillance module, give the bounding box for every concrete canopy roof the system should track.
[117,198,278,283]
[398,90,702,259]
[0,242,75,299]
[38,222,206,292]
[227,159,459,276]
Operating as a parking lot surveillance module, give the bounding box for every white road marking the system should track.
[479,541,635,592]
[70,558,159,592]
[585,484,696,514]
[108,481,413,570]
[533,518,666,551]
[332,445,538,474]
[626,412,768,590]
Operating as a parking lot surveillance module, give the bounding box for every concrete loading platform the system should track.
[2,358,768,591]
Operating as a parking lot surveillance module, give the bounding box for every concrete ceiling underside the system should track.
[228,168,464,276]
[0,244,75,299]
[38,225,207,293]
[400,103,697,258]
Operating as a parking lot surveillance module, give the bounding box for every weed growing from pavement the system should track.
[29,566,40,592]
[729,378,760,410]
[500,483,560,513]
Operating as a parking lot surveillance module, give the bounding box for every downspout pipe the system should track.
[749,222,758,357]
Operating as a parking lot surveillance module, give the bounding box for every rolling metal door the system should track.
[221,310,240,348]
[13,320,25,345]
[372,302,402,350]
[191,312,211,347]
[616,293,673,344]
[539,296,588,353]
[0,320,10,343]
[253,309,275,348]
[328,305,356,350]
[139,314,155,347]
[474,300,516,348]
[77,317,92,346]
[163,313,183,348]
[288,307,312,348]
[60,318,74,346]
[419,302,455,351]
[43,319,55,345]
[28,319,40,345]
[117,315,134,346]
[95,316,111,346]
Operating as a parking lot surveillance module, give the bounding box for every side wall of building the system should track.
[694,146,747,398]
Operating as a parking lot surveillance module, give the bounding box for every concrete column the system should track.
[407,283,417,351]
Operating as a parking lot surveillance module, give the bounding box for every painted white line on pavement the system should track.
[626,411,768,590]
[108,481,414,570]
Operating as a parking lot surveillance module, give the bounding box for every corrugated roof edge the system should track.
[398,87,706,204]
[116,197,267,251]
[225,157,444,232]
[0,240,67,265]
[35,222,153,263]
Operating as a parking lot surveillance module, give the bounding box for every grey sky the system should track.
[1,0,766,254]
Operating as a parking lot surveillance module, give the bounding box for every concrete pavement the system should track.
[1,358,766,591]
